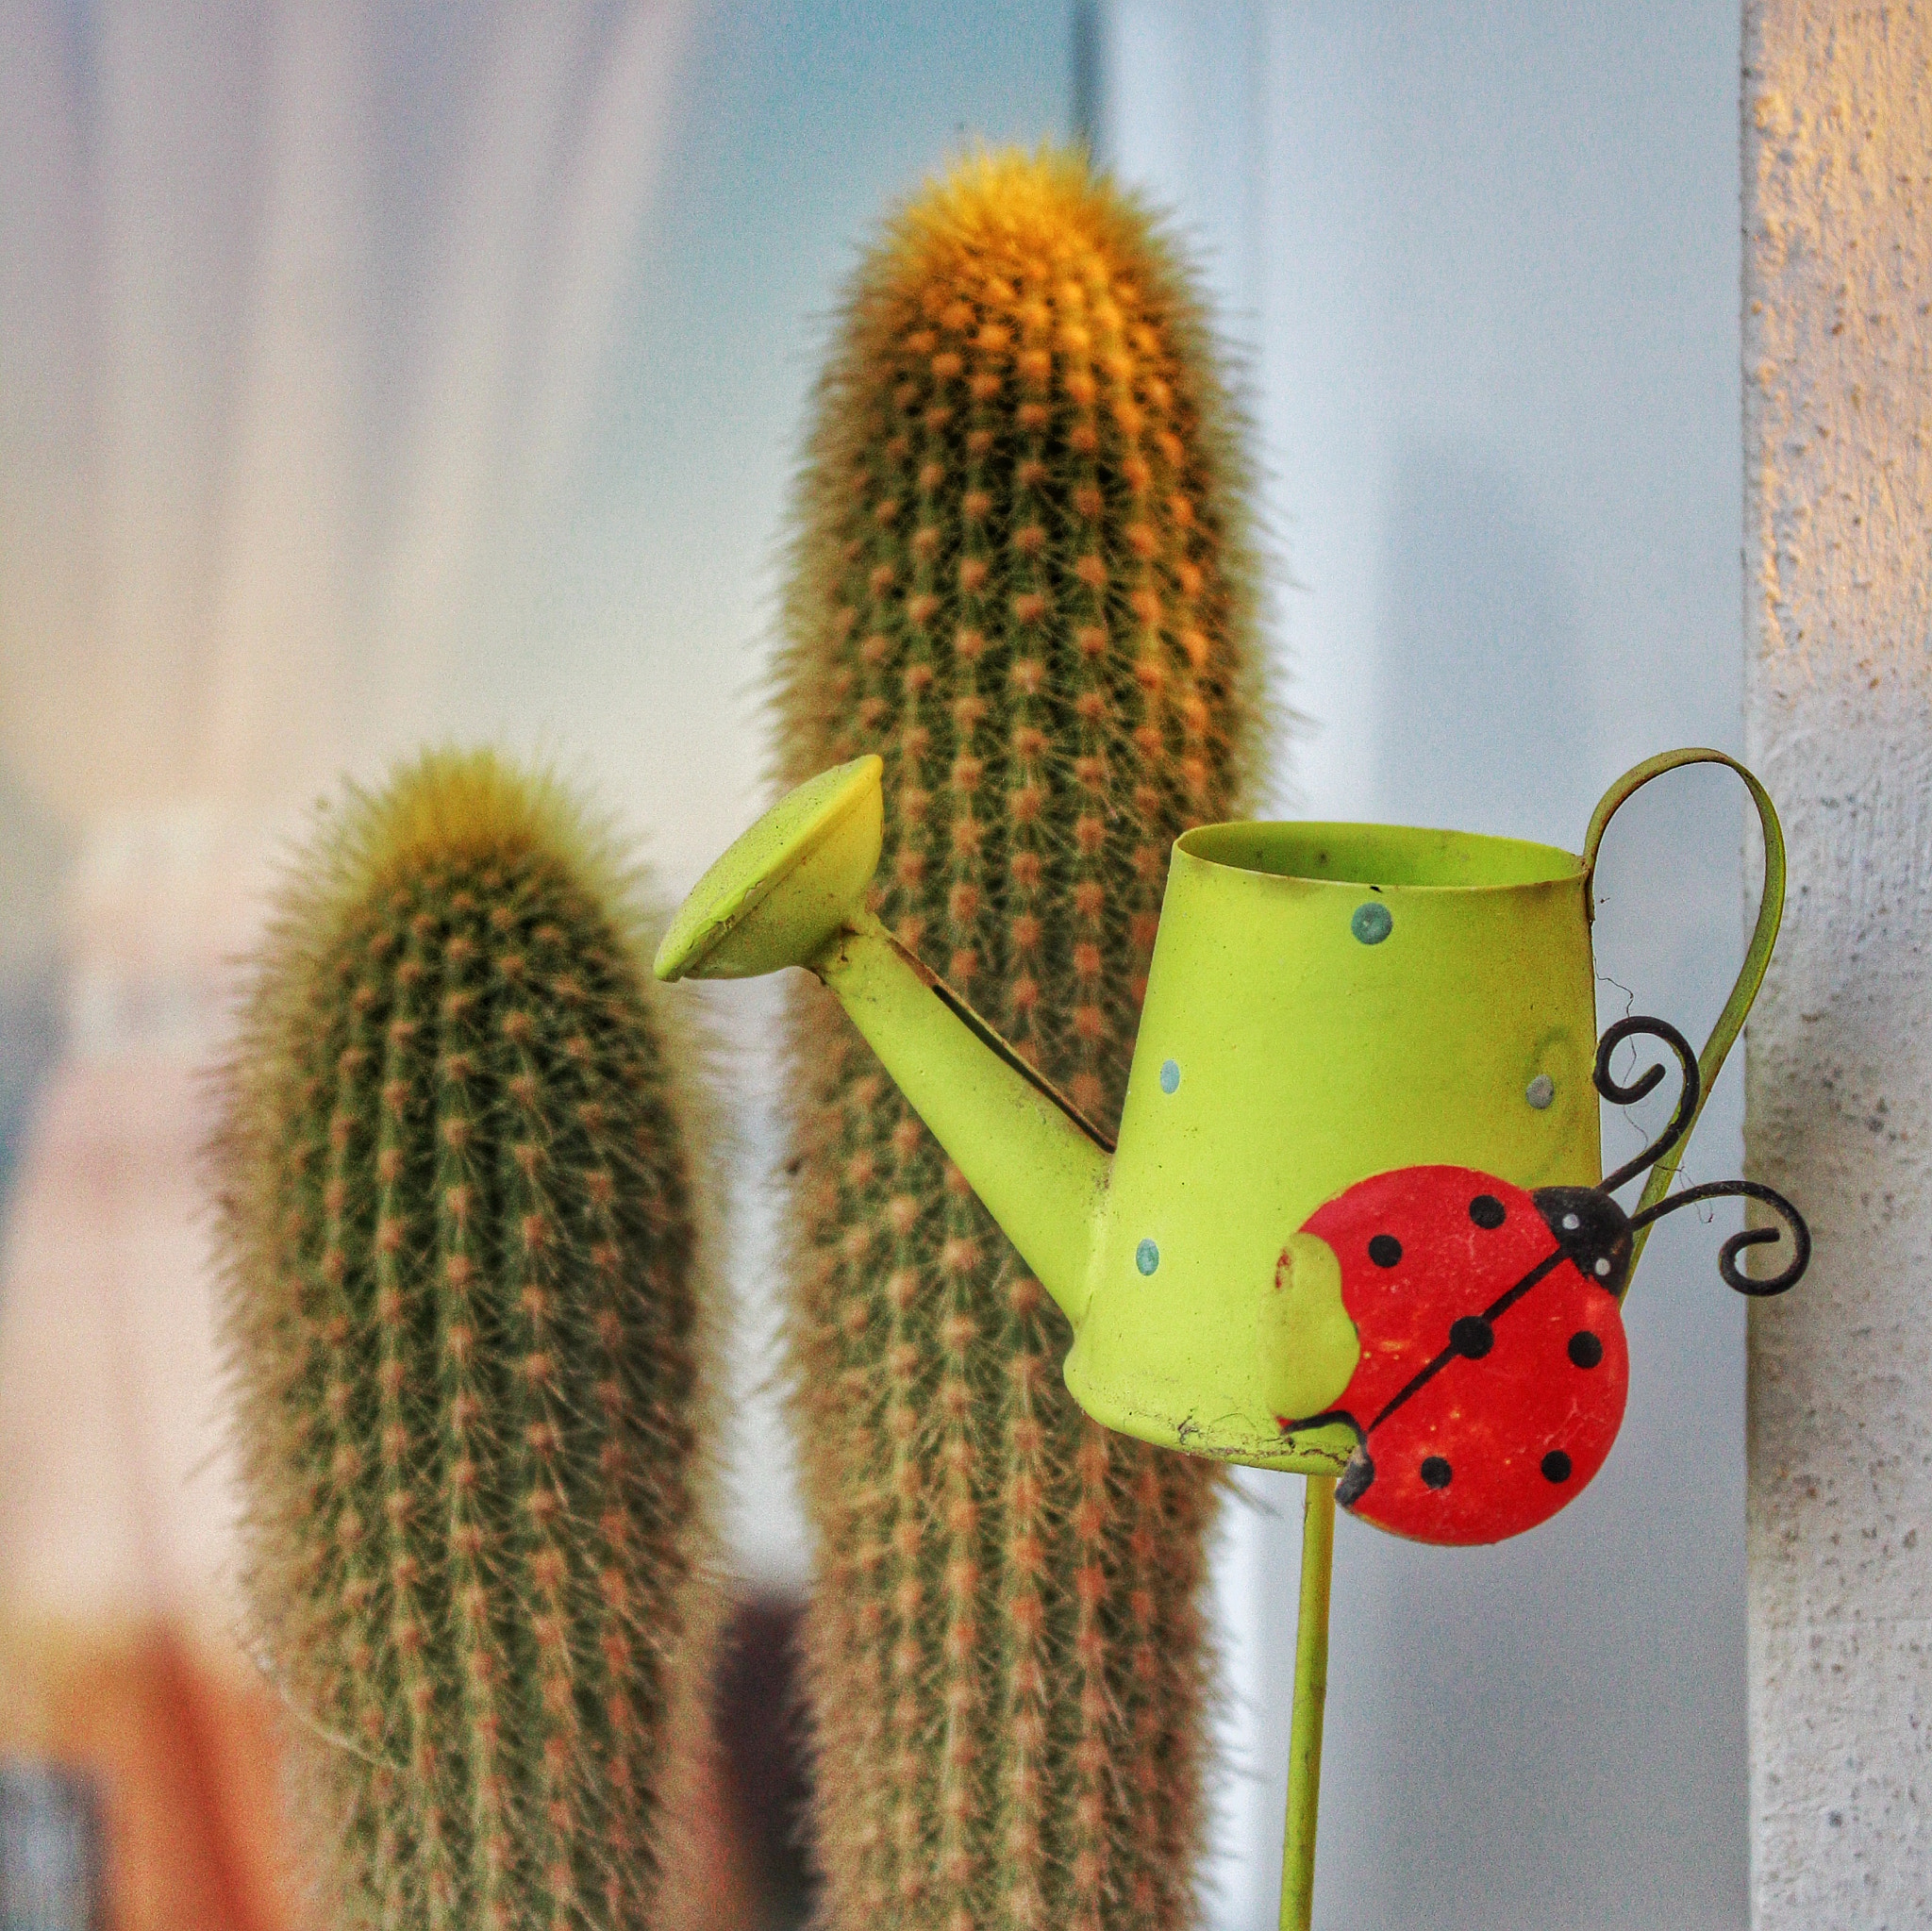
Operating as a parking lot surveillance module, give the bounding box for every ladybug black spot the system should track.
[1449,1314,1494,1358]
[1420,1456,1453,1490]
[1541,1450,1574,1483]
[1469,1193,1507,1229]
[1568,1330,1605,1369]
[1368,1233,1403,1269]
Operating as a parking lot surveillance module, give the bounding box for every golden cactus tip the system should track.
[214,748,720,1931]
[775,147,1272,1931]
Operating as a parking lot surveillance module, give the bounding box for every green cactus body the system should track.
[775,152,1268,1931]
[216,752,717,1931]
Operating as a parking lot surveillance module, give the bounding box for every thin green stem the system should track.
[1279,1473,1336,1931]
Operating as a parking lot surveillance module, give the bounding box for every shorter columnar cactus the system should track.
[214,750,718,1931]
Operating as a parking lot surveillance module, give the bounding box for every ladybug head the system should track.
[1531,1187,1632,1298]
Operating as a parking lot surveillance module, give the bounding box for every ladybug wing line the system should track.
[1360,1240,1567,1437]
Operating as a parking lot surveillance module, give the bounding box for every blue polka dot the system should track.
[1158,1058,1180,1093]
[1136,1239,1160,1276]
[1351,901,1392,945]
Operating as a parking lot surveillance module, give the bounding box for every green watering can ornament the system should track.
[658,744,1808,1926]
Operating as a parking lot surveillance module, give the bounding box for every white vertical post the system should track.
[1742,5,1932,1922]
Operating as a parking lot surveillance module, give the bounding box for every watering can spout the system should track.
[655,757,1109,1323]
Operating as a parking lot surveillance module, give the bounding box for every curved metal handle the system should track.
[1581,748,1788,1271]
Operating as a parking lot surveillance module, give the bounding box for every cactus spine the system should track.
[216,751,717,1931]
[776,151,1268,1931]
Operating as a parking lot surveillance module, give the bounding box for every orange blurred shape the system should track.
[0,1615,761,1931]
[0,1620,288,1931]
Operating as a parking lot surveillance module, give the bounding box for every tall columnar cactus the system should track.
[775,151,1268,1931]
[215,751,717,1931]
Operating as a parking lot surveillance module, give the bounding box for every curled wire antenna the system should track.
[1594,1014,1700,1193]
[1629,1180,1810,1296]
[1591,1013,1810,1297]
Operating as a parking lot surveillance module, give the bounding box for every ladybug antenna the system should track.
[1626,1180,1811,1296]
[1594,1015,1700,1193]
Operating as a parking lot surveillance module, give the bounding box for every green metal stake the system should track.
[1279,1473,1336,1931]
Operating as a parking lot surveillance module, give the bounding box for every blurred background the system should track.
[0,2,1753,1926]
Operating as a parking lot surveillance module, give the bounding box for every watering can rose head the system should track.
[658,748,1809,1545]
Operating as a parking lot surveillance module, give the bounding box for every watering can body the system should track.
[656,750,1783,1484]
[1073,820,1600,1470]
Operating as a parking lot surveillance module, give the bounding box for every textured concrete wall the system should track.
[1743,5,1932,1923]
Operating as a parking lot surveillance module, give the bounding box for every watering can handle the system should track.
[1580,747,1787,1245]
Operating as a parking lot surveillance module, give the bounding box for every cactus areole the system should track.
[216,751,714,1931]
[768,150,1267,1931]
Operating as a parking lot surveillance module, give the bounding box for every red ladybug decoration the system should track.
[1305,1167,1636,1542]
[1291,1018,1808,1548]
